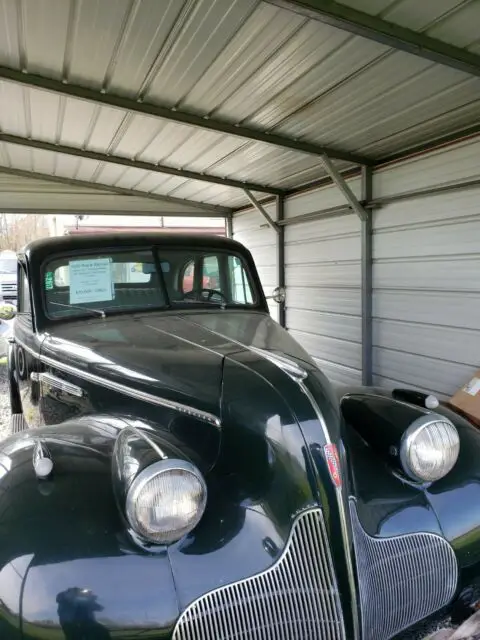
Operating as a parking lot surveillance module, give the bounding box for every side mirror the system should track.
[271,286,286,304]
[0,303,17,321]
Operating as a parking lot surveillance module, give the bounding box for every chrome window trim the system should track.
[14,336,221,428]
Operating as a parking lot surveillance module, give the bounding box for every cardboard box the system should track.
[449,370,480,426]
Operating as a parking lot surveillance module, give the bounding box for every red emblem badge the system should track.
[324,443,342,488]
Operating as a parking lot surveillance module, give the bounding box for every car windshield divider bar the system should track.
[0,133,283,197]
[0,65,371,166]
[320,154,368,221]
[0,166,231,216]
[266,0,480,78]
[244,189,281,234]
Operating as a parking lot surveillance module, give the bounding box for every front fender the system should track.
[0,422,180,639]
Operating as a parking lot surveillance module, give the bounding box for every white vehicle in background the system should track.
[0,250,17,306]
[0,303,15,359]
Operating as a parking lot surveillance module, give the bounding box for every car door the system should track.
[13,260,43,427]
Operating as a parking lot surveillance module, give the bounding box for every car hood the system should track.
[41,310,317,419]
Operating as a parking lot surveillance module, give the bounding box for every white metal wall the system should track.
[232,202,279,322]
[233,135,480,396]
[372,136,480,398]
[284,181,363,385]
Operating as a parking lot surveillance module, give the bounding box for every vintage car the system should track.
[1,232,480,640]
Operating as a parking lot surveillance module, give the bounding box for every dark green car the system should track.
[2,232,479,639]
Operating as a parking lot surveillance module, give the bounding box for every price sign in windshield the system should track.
[69,258,113,304]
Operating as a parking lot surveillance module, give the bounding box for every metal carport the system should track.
[0,0,479,398]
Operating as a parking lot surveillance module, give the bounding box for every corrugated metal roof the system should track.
[0,0,478,211]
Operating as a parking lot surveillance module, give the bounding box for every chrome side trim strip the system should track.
[14,337,221,428]
[31,371,84,398]
[300,382,360,640]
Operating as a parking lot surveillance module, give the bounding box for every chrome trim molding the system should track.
[173,508,346,640]
[32,371,84,398]
[300,381,360,640]
[350,498,458,640]
[14,337,221,428]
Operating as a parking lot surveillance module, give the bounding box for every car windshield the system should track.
[43,246,257,320]
[0,259,16,274]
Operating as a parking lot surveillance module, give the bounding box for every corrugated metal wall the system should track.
[372,137,480,398]
[232,202,279,322]
[284,182,363,385]
[234,135,480,396]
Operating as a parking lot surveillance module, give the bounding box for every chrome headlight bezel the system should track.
[125,458,207,545]
[399,414,460,483]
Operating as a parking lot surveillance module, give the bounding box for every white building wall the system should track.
[233,135,480,395]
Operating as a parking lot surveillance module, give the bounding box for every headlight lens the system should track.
[126,459,207,544]
[400,415,459,483]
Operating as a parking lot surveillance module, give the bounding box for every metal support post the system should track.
[225,214,233,238]
[361,165,373,386]
[320,154,367,221]
[244,190,280,233]
[276,195,286,327]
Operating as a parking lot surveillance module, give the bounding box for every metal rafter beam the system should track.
[0,166,230,215]
[267,0,480,78]
[244,189,280,234]
[0,65,370,166]
[320,154,367,221]
[0,133,283,197]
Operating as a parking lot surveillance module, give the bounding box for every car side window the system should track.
[228,255,253,304]
[202,255,220,290]
[18,266,31,314]
[182,261,195,293]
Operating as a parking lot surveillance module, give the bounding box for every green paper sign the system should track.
[45,271,54,290]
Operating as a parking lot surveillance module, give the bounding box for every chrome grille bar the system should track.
[350,499,458,640]
[173,508,346,640]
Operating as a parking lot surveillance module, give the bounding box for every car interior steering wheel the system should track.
[184,288,228,303]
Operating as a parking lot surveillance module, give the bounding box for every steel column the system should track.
[226,214,234,238]
[361,165,373,386]
[277,195,286,327]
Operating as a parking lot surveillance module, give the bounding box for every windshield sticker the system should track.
[44,271,54,290]
[69,258,113,304]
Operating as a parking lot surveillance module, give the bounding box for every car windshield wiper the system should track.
[50,301,107,319]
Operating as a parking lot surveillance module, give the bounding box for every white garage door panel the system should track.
[289,330,362,372]
[314,360,363,387]
[287,263,361,287]
[373,290,480,331]
[286,214,360,242]
[373,258,479,291]
[372,348,473,398]
[233,204,279,322]
[288,287,360,315]
[373,140,480,396]
[288,309,361,343]
[375,137,480,197]
[374,219,480,259]
[373,319,480,368]
[286,235,360,265]
[373,189,480,230]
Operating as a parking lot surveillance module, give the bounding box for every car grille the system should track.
[172,508,346,640]
[350,499,458,640]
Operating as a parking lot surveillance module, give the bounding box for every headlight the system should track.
[400,415,459,483]
[126,459,207,545]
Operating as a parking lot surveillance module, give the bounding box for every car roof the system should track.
[21,232,246,261]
